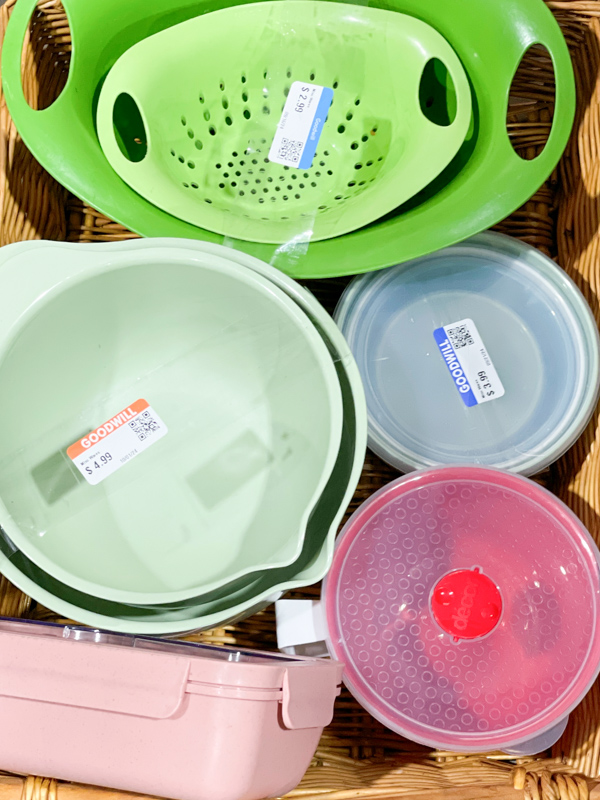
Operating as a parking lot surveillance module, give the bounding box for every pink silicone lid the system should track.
[323,466,600,751]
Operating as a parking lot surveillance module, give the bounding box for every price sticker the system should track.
[67,399,168,485]
[268,81,334,169]
[433,319,505,408]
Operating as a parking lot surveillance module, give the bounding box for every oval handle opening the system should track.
[112,93,148,162]
[419,58,457,127]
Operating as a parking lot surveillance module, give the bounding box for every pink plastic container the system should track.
[0,619,343,800]
[278,466,600,754]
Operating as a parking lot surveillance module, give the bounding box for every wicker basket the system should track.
[3,1,600,798]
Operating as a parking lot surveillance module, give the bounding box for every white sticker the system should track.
[268,81,334,169]
[433,319,505,407]
[67,399,168,485]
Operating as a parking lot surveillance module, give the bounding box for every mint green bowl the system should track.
[0,240,343,606]
[0,239,366,634]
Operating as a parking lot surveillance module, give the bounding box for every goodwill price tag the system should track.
[433,319,505,408]
[268,81,334,169]
[67,399,168,485]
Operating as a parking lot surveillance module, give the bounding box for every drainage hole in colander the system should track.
[335,195,342,200]
[259,198,265,203]
[178,156,185,163]
[222,97,229,109]
[199,94,205,104]
[337,125,345,134]
[318,205,326,210]
[187,128,194,138]
[248,169,254,175]
[241,73,247,83]
[267,176,273,182]
[205,199,212,203]
[219,183,225,189]
[216,162,222,169]
[275,186,281,192]
[351,142,359,150]
[239,190,245,196]
[219,81,225,91]
[310,71,315,80]
[262,106,270,115]
[251,158,258,165]
[243,179,249,185]
[354,163,363,170]
[209,126,217,135]
[232,151,239,157]
[287,184,293,190]
[315,171,321,177]
[372,126,379,135]
[378,156,384,162]
[191,183,199,189]
[235,171,242,176]
[181,116,186,126]
[281,216,289,219]
[232,181,237,187]
[225,116,233,126]
[366,160,374,167]
[227,161,234,167]
[204,110,211,122]
[279,176,285,181]
[188,161,195,169]
[170,149,176,156]
[183,182,189,187]
[348,180,356,187]
[242,91,249,102]
[286,68,292,78]
[264,69,269,79]
[333,80,339,89]
[324,150,330,156]
[358,180,366,186]
[355,98,361,106]
[346,112,353,121]
[310,181,317,187]
[299,183,305,188]
[361,135,368,143]
[283,165,290,171]
[294,193,301,199]
[259,167,266,174]
[263,88,269,98]
[240,160,246,166]
[284,87,290,97]
[263,188,268,193]
[244,109,251,119]
[256,178,262,184]
[319,161,325,167]
[271,196,276,202]
[283,196,288,200]
[195,140,203,150]
[224,172,229,178]
[327,169,333,175]
[251,189,257,194]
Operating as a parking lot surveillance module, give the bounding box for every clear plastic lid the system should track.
[334,231,600,475]
[323,466,600,751]
[0,618,297,663]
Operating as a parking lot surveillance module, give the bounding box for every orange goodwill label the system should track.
[67,399,167,486]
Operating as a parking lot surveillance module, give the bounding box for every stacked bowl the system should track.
[0,239,366,633]
[1,0,574,277]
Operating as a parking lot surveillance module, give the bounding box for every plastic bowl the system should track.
[335,231,600,475]
[0,239,367,634]
[0,241,343,604]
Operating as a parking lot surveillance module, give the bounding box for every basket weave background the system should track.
[2,0,600,798]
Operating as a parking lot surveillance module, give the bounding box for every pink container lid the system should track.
[322,466,600,751]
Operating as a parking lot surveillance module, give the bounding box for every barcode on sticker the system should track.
[67,399,168,485]
[269,81,333,169]
[277,138,303,163]
[446,324,474,350]
[433,319,505,407]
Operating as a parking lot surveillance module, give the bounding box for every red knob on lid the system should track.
[431,568,502,641]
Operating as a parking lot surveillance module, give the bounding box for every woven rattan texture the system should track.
[2,0,600,797]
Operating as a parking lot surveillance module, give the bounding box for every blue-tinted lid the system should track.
[335,232,600,475]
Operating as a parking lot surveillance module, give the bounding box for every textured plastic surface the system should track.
[323,466,600,751]
[1,0,573,276]
[97,2,471,244]
[0,239,367,634]
[335,231,600,475]
[0,618,342,800]
[0,240,343,605]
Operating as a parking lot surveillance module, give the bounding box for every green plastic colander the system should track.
[1,0,574,276]
[96,2,471,244]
